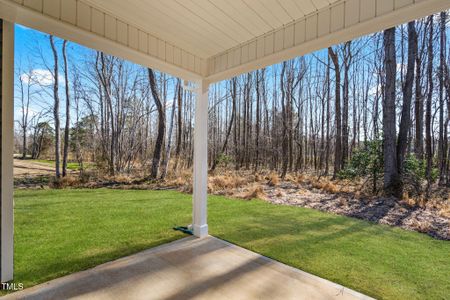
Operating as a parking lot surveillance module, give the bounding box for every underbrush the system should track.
[16,163,450,221]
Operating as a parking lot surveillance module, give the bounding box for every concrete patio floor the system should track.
[2,236,374,300]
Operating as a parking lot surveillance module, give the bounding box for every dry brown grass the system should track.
[267,173,280,186]
[311,178,339,194]
[439,204,450,218]
[165,170,192,191]
[114,174,133,183]
[417,197,427,208]
[297,188,308,195]
[427,197,450,218]
[255,174,263,182]
[323,181,339,193]
[401,193,429,209]
[180,183,193,194]
[410,219,433,233]
[234,184,267,200]
[284,174,296,182]
[274,189,285,197]
[401,191,415,207]
[311,178,323,189]
[50,176,80,188]
[163,170,260,195]
[209,175,249,191]
[338,198,347,207]
[296,174,306,184]
[170,176,190,187]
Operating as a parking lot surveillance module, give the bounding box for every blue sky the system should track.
[15,24,90,68]
[14,24,99,125]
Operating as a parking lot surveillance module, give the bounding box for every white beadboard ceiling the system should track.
[82,0,338,58]
[2,0,450,82]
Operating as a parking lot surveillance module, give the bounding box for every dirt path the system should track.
[14,159,56,177]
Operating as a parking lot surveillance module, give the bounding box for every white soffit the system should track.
[1,0,450,83]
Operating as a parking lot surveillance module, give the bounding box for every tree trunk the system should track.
[62,40,70,177]
[22,127,26,159]
[49,35,61,179]
[160,79,179,179]
[383,27,400,197]
[281,62,289,178]
[415,29,424,160]
[342,41,351,166]
[328,47,342,178]
[255,70,262,172]
[211,78,237,171]
[173,79,183,172]
[325,57,331,175]
[438,12,447,184]
[148,68,165,179]
[425,16,434,194]
[397,22,417,183]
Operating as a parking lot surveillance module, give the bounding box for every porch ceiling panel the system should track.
[206,0,450,83]
[0,0,207,80]
[0,0,450,83]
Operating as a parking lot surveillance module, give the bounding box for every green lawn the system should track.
[11,189,450,299]
[33,159,92,170]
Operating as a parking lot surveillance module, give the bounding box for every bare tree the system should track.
[148,68,165,179]
[415,21,426,160]
[383,27,400,196]
[211,78,237,171]
[173,79,183,172]
[425,15,434,194]
[328,47,342,178]
[160,79,180,179]
[341,41,352,165]
[16,66,37,159]
[438,12,447,184]
[49,35,61,179]
[62,40,70,177]
[397,22,417,184]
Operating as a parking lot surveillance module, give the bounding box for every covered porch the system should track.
[0,0,449,298]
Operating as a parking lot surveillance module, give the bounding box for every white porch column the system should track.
[0,19,14,282]
[192,80,209,238]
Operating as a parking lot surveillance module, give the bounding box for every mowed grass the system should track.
[33,159,92,170]
[11,189,450,299]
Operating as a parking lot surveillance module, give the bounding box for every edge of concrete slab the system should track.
[0,237,197,299]
[1,235,375,300]
[212,236,376,300]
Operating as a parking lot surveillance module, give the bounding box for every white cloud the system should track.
[20,69,61,86]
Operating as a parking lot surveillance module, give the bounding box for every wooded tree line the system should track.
[15,11,450,197]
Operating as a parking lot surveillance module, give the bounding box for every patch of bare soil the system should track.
[14,159,80,188]
[262,181,449,240]
[14,159,55,177]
